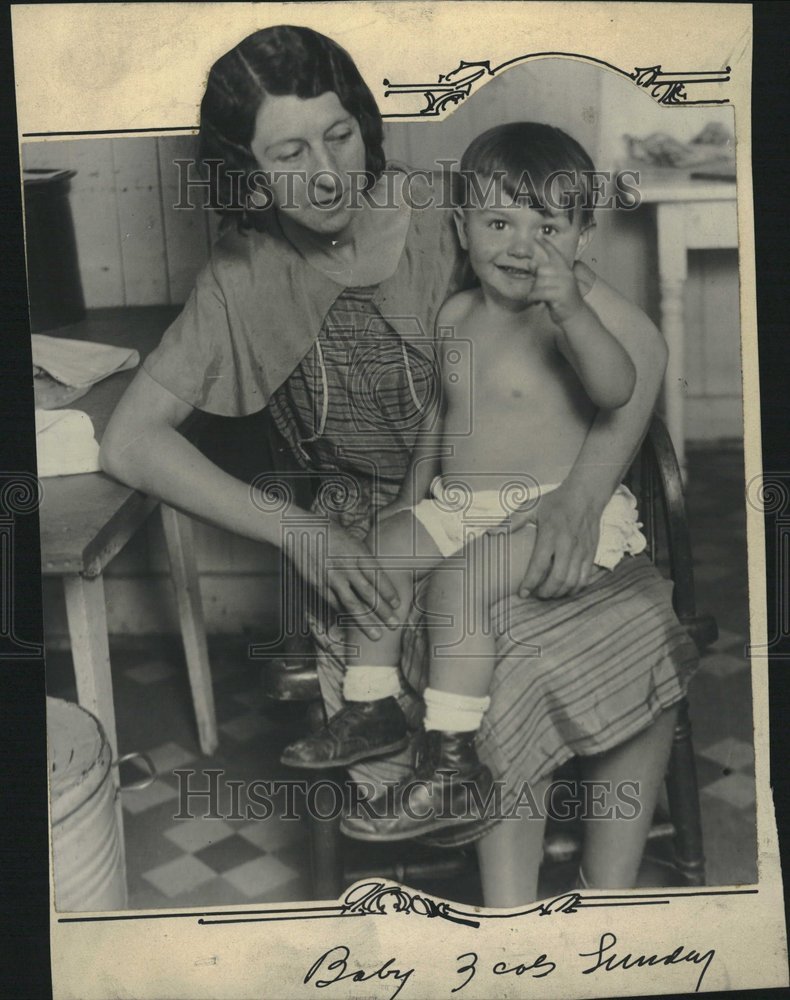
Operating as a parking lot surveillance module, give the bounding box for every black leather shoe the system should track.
[340,729,494,841]
[280,696,409,769]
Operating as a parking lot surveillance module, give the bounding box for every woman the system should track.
[101,25,696,906]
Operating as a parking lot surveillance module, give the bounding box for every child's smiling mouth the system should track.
[496,263,534,279]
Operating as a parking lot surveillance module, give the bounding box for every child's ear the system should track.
[453,208,469,250]
[574,220,595,259]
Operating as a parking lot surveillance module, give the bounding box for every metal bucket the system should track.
[47,697,126,912]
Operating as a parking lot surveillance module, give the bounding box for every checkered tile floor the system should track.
[45,445,757,907]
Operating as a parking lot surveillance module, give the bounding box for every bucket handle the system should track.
[113,752,157,792]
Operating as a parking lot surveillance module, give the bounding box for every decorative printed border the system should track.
[57,882,758,929]
[381,53,731,118]
[21,53,731,139]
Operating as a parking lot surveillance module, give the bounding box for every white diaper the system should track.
[412,479,647,570]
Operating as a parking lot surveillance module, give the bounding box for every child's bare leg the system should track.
[475,783,551,908]
[336,523,540,838]
[342,509,442,676]
[427,522,537,696]
[281,510,442,769]
[578,705,678,888]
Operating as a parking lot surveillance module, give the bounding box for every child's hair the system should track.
[459,122,597,227]
[198,25,385,231]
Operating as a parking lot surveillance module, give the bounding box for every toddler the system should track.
[282,122,648,839]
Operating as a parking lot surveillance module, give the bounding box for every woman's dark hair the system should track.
[198,25,385,231]
[459,122,598,227]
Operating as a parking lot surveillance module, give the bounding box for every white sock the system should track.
[343,665,401,702]
[423,686,491,732]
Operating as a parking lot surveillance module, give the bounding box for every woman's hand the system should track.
[511,482,602,599]
[282,519,401,640]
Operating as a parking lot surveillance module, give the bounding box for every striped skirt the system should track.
[316,552,699,833]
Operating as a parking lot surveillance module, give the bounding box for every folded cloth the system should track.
[32,335,139,389]
[33,371,91,410]
[35,409,101,477]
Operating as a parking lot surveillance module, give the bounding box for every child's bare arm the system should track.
[554,304,636,409]
[387,396,443,514]
[521,271,667,598]
[529,235,636,409]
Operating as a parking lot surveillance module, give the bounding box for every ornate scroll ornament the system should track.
[383,59,496,117]
[629,65,732,106]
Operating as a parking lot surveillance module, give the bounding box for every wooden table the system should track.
[638,169,738,474]
[39,307,218,890]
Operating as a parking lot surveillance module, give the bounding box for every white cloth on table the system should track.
[35,409,100,477]
[32,335,139,389]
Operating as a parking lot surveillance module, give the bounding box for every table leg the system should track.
[656,203,688,479]
[160,504,218,756]
[63,572,127,903]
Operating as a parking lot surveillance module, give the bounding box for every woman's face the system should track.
[250,91,367,236]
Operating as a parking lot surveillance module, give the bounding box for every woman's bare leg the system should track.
[476,708,677,904]
[578,705,678,888]
[475,779,551,908]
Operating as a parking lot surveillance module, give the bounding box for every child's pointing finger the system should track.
[535,232,568,264]
[531,235,552,265]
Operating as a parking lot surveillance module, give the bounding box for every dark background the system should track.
[1,3,787,998]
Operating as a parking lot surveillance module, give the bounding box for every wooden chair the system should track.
[263,415,716,898]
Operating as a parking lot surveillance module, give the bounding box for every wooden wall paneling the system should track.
[60,139,126,308]
[157,134,211,304]
[112,137,169,305]
[194,522,232,572]
[21,140,61,170]
[42,574,283,640]
[192,522,281,575]
[116,509,280,577]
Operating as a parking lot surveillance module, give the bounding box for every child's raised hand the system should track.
[527,234,586,325]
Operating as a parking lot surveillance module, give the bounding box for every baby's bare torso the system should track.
[441,287,597,492]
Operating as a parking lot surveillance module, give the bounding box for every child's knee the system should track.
[367,509,417,558]
[459,526,536,604]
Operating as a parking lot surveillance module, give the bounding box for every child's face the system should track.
[250,91,366,236]
[455,185,590,305]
